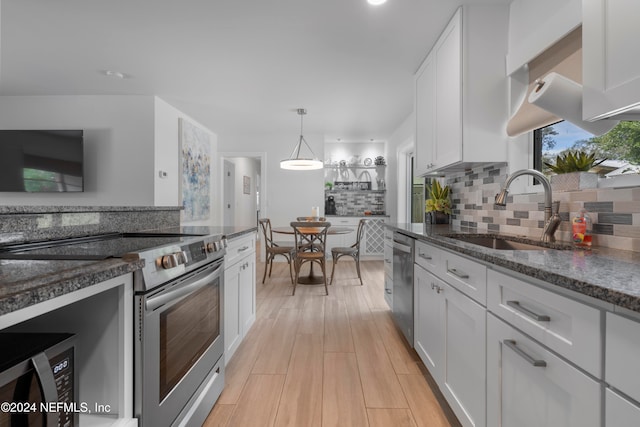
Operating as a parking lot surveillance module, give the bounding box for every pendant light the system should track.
[280,108,323,170]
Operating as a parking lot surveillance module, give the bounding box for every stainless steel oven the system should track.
[133,235,226,427]
[0,229,227,427]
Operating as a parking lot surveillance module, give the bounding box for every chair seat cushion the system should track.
[331,247,358,255]
[270,246,295,254]
[296,252,325,260]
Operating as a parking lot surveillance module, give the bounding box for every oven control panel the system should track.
[185,241,207,265]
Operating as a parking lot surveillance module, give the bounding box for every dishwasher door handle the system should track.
[393,241,412,253]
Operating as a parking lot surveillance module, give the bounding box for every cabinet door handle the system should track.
[385,258,391,264]
[507,301,550,322]
[385,289,392,294]
[447,268,469,279]
[418,253,433,260]
[503,339,547,367]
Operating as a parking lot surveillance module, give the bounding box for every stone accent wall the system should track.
[447,164,640,252]
[324,190,386,216]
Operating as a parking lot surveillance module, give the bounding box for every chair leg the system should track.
[287,254,295,284]
[321,259,328,295]
[329,253,338,286]
[268,255,274,278]
[292,259,300,296]
[355,254,363,286]
[262,253,270,284]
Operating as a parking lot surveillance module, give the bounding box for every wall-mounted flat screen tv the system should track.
[0,130,84,192]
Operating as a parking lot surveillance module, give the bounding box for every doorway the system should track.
[223,160,236,227]
[220,153,266,229]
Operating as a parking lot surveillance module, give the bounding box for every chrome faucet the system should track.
[495,169,562,242]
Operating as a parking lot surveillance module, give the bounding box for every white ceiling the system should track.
[0,0,510,142]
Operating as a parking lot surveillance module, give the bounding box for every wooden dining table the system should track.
[272,225,353,284]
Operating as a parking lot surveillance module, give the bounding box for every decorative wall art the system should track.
[180,118,211,221]
[243,176,251,195]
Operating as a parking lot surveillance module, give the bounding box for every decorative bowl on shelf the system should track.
[364,158,373,166]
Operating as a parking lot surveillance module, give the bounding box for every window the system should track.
[533,120,640,178]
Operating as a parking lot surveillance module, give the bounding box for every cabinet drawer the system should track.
[488,269,602,377]
[487,314,601,427]
[415,240,441,273]
[606,312,640,403]
[606,388,640,427]
[441,249,487,305]
[225,232,256,267]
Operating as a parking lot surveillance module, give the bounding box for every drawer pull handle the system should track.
[385,258,391,264]
[418,253,433,260]
[507,301,550,322]
[238,246,250,252]
[385,289,392,294]
[447,268,469,279]
[504,339,547,367]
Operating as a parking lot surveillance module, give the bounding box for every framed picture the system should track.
[179,118,211,221]
[243,176,251,194]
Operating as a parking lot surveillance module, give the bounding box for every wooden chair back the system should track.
[290,221,331,254]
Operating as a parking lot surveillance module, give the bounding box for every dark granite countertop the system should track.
[0,258,144,317]
[386,223,640,313]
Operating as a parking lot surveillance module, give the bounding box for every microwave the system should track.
[0,333,77,427]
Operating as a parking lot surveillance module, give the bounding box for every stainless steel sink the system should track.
[444,234,571,251]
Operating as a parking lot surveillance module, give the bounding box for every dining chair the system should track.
[329,218,369,286]
[295,217,327,252]
[290,221,331,295]
[258,218,295,284]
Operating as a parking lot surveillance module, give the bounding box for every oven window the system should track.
[159,280,220,402]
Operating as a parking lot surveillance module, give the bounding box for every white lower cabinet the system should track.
[414,262,486,427]
[606,388,640,426]
[224,233,256,364]
[487,313,601,427]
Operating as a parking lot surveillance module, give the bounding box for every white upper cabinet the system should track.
[583,0,640,120]
[414,5,509,175]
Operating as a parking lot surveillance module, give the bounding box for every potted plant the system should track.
[425,180,451,224]
[544,150,606,191]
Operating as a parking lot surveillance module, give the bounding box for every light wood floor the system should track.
[204,253,460,427]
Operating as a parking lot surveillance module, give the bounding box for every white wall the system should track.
[0,95,156,205]
[217,133,324,228]
[154,97,220,226]
[227,157,260,227]
[386,112,415,224]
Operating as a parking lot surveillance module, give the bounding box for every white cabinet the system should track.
[606,388,640,427]
[606,312,640,404]
[487,313,601,427]
[326,217,386,259]
[415,51,437,176]
[3,275,136,427]
[583,0,640,120]
[414,244,486,427]
[488,269,602,377]
[414,265,443,375]
[224,232,256,364]
[414,5,508,174]
[383,228,393,308]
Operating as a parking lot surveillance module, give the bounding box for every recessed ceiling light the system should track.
[367,0,387,5]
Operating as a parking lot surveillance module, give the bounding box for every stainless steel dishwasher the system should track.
[392,231,414,346]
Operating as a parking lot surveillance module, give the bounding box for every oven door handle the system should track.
[31,352,60,427]
[146,265,223,312]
